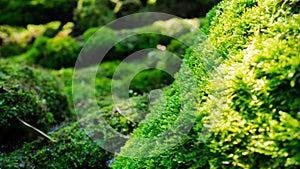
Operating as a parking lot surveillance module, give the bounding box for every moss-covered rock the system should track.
[205,0,300,167]
[0,122,112,169]
[0,60,71,152]
[0,93,150,168]
[111,37,215,169]
[12,35,81,69]
[0,22,62,58]
[34,36,80,69]
[112,0,300,168]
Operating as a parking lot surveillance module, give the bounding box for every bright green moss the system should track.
[13,36,81,69]
[206,10,300,168]
[35,36,81,69]
[112,0,300,168]
[111,36,218,169]
[205,0,300,168]
[0,23,60,58]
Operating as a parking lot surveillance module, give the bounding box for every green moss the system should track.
[12,36,81,69]
[0,59,71,152]
[0,93,149,168]
[0,122,112,169]
[36,36,80,69]
[112,0,300,168]
[129,69,174,94]
[206,2,300,166]
[0,23,59,58]
[111,37,217,169]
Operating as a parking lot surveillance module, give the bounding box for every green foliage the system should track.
[110,33,171,60]
[81,27,118,65]
[0,44,27,59]
[166,31,203,57]
[73,0,116,31]
[2,1,298,168]
[205,0,259,58]
[0,0,77,26]
[113,0,143,16]
[0,60,71,152]
[0,25,28,57]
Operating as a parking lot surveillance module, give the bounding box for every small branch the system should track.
[16,116,58,143]
[113,106,124,115]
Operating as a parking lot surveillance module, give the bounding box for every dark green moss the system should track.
[73,0,115,32]
[0,93,150,168]
[0,60,71,152]
[0,0,76,26]
[0,122,112,169]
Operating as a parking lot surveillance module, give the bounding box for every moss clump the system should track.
[13,35,81,69]
[0,60,71,152]
[112,0,300,168]
[34,36,80,69]
[0,93,150,168]
[205,0,300,167]
[111,38,216,169]
[0,22,61,58]
[0,122,112,169]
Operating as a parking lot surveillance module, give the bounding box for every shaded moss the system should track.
[0,59,71,152]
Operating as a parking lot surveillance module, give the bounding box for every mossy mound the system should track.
[0,60,71,152]
[0,22,62,58]
[112,0,300,168]
[0,122,112,169]
[205,0,300,167]
[11,35,81,69]
[0,93,150,168]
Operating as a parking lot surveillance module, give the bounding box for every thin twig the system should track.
[16,116,58,143]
